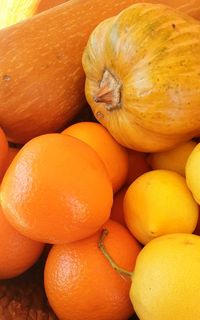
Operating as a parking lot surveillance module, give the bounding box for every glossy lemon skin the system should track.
[130,233,200,320]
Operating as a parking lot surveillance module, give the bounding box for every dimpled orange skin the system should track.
[110,186,127,227]
[0,133,113,244]
[44,219,141,320]
[0,206,44,279]
[62,122,128,193]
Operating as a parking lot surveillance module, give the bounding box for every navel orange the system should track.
[0,206,44,279]
[44,219,141,320]
[62,122,128,192]
[1,133,113,244]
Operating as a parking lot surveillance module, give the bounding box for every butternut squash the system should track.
[83,3,200,152]
[0,0,41,29]
[0,0,199,144]
[36,0,200,17]
[36,0,200,18]
[36,0,69,13]
[0,0,69,31]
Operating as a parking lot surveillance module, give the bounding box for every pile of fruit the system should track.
[0,0,200,319]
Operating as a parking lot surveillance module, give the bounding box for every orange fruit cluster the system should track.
[1,119,200,320]
[0,122,146,320]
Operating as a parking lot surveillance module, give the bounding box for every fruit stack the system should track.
[0,1,200,320]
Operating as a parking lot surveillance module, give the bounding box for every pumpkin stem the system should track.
[98,228,133,278]
[94,70,121,111]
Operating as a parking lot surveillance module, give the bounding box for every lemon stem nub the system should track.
[98,228,133,278]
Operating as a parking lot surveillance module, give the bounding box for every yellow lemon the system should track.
[147,140,197,176]
[130,233,200,320]
[124,170,198,244]
[186,143,200,204]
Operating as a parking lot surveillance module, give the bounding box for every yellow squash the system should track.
[82,3,200,152]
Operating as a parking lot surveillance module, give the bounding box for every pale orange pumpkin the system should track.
[82,3,200,152]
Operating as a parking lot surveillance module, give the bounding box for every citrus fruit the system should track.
[131,233,200,320]
[148,140,197,176]
[62,122,128,193]
[126,149,150,186]
[124,170,198,244]
[1,133,113,244]
[44,219,141,320]
[0,127,8,180]
[186,142,200,204]
[1,147,19,177]
[110,186,127,226]
[6,147,19,167]
[194,210,200,235]
[0,206,44,279]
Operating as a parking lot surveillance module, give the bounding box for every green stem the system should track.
[98,228,133,278]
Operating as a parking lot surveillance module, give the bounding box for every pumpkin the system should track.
[0,0,199,144]
[82,3,200,152]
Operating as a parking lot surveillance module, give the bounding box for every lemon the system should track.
[124,170,198,244]
[186,142,200,204]
[131,233,200,320]
[147,140,197,176]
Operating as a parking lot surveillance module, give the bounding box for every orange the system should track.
[0,127,8,181]
[62,122,128,192]
[124,170,198,244]
[1,133,113,244]
[110,186,127,227]
[0,206,44,279]
[186,143,200,204]
[126,149,150,186]
[44,219,141,320]
[147,140,197,176]
[6,147,19,167]
[194,207,200,235]
[1,147,19,178]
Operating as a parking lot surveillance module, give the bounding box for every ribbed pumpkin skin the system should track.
[83,4,200,152]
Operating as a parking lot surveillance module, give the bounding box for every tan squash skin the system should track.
[0,0,41,30]
[0,0,199,144]
[36,0,69,13]
[36,0,200,17]
[83,4,200,152]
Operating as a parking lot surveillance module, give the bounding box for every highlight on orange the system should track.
[1,133,113,244]
[62,122,129,193]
